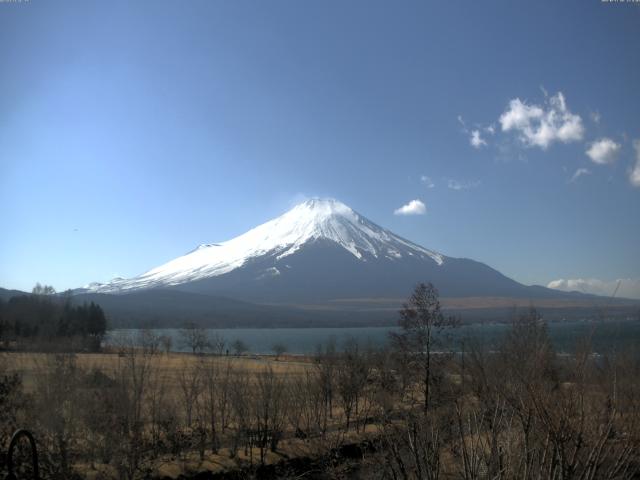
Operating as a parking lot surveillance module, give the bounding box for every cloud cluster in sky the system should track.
[586,138,621,165]
[447,179,481,191]
[460,90,640,188]
[419,175,481,191]
[458,115,493,149]
[547,278,640,300]
[470,130,487,148]
[420,175,435,188]
[499,92,584,149]
[394,199,426,215]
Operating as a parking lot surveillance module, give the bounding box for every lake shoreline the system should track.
[104,319,640,355]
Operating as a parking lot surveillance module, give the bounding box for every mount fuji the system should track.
[83,198,567,305]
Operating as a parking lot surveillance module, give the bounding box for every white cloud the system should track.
[420,175,435,188]
[586,138,621,165]
[394,199,426,216]
[547,278,640,300]
[499,92,584,149]
[448,179,481,191]
[470,130,487,148]
[458,115,491,148]
[590,111,601,124]
[569,168,591,183]
[630,140,640,187]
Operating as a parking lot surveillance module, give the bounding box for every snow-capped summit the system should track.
[88,198,444,293]
[82,197,577,305]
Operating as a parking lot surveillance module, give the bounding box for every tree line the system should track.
[0,284,107,351]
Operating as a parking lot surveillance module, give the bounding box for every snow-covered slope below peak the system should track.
[87,198,444,293]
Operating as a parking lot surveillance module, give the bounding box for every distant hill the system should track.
[0,287,28,301]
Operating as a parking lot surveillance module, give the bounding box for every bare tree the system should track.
[0,355,26,458]
[112,342,156,480]
[231,339,249,356]
[144,363,169,459]
[77,366,128,469]
[336,339,370,432]
[287,369,327,439]
[159,334,173,354]
[138,328,161,355]
[271,342,287,360]
[252,367,287,463]
[177,359,202,427]
[211,332,226,356]
[201,356,234,453]
[390,282,456,413]
[456,308,640,480]
[229,369,251,459]
[33,353,80,477]
[314,338,337,434]
[370,347,400,419]
[377,410,442,480]
[179,323,210,355]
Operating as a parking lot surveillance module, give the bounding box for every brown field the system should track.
[2,351,313,393]
[2,309,639,480]
[1,350,376,479]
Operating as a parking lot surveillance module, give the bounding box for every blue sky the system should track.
[1,0,639,297]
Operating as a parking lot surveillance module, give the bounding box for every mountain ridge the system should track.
[85,198,445,294]
[81,198,600,303]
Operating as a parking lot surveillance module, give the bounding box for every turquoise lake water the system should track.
[106,320,640,355]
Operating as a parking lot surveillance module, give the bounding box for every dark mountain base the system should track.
[168,239,582,302]
[76,289,639,328]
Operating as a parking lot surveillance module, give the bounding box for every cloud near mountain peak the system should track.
[548,278,640,300]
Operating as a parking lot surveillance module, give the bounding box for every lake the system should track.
[105,319,640,355]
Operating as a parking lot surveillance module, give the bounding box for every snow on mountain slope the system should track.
[88,198,444,293]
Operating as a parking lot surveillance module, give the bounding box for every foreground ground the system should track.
[1,350,380,479]
[2,311,639,480]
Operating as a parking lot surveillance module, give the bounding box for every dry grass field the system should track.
[1,349,378,479]
[2,305,639,480]
[2,351,313,393]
